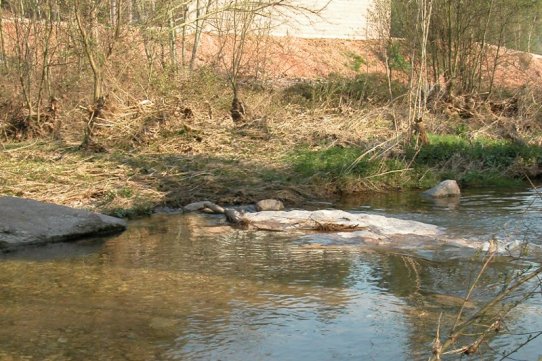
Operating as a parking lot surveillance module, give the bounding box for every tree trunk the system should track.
[168,7,177,70]
[189,0,202,71]
[0,0,8,71]
[36,0,55,122]
[127,0,133,23]
[110,0,117,27]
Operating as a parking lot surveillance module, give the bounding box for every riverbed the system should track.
[1,187,541,360]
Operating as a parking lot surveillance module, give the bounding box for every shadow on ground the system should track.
[108,152,315,209]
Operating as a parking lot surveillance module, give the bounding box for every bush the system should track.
[283,73,407,108]
[412,135,542,170]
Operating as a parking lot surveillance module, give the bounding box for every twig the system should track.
[440,266,542,354]
[363,168,413,179]
[431,313,443,361]
[498,331,542,361]
[451,239,497,332]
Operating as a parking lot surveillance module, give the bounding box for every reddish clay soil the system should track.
[195,33,542,89]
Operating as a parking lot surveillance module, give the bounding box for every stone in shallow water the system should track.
[255,199,285,212]
[423,180,461,198]
[0,196,126,251]
[240,209,496,250]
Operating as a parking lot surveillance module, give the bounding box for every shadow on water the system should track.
[1,188,542,360]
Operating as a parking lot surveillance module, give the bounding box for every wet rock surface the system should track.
[0,196,127,251]
[423,180,461,198]
[242,209,440,233]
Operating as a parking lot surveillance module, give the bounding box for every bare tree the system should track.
[72,0,123,148]
[4,0,57,132]
[210,0,319,122]
[368,0,394,101]
[188,0,215,70]
[393,0,542,96]
[402,0,433,148]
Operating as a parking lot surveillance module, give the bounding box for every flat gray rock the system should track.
[242,210,441,236]
[240,210,490,250]
[0,196,127,251]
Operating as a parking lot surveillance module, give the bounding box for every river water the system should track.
[1,187,541,360]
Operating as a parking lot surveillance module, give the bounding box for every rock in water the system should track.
[238,209,494,250]
[0,196,127,251]
[183,201,224,214]
[242,209,440,236]
[255,199,284,211]
[423,180,461,198]
[183,201,210,212]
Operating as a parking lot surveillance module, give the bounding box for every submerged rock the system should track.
[183,201,225,214]
[423,180,461,198]
[0,196,127,251]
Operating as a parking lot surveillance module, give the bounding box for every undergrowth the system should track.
[283,73,406,108]
[1,63,542,213]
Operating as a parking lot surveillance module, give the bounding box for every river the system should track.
[1,187,541,360]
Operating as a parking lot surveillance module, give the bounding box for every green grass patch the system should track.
[291,146,367,176]
[412,134,542,169]
[289,146,437,191]
[289,134,541,192]
[458,170,524,188]
[412,134,541,186]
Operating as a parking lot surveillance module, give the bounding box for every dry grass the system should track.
[0,142,163,214]
[2,78,540,215]
[0,89,400,214]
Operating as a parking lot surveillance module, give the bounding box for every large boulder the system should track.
[423,180,461,198]
[0,196,127,251]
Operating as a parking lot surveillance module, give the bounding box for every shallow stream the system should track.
[1,187,541,360]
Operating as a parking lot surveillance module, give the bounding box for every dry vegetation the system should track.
[1,0,542,215]
[2,71,540,217]
[0,75,404,215]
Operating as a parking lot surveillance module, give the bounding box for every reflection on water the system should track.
[1,187,541,360]
[341,186,542,245]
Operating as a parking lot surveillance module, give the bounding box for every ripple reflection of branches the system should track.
[429,180,542,361]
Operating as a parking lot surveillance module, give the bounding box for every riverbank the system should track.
[1,81,541,217]
[1,39,541,216]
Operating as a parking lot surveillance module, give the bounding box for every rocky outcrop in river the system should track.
[242,209,439,234]
[183,199,520,251]
[0,196,127,251]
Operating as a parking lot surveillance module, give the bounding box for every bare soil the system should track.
[194,34,542,87]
